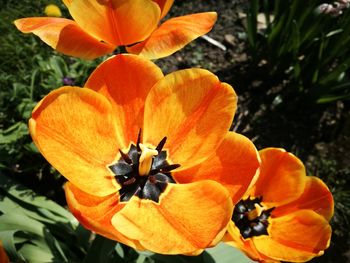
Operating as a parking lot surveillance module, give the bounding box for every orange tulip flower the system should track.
[225,148,334,262]
[29,54,260,254]
[0,242,9,263]
[14,0,217,60]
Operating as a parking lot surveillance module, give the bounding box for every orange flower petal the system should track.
[173,132,260,204]
[127,12,217,59]
[62,0,71,6]
[143,69,237,170]
[65,182,144,250]
[253,210,331,262]
[14,18,114,59]
[85,54,164,148]
[30,86,120,196]
[0,242,9,263]
[274,176,334,221]
[111,181,233,254]
[67,0,161,45]
[224,222,272,262]
[153,0,174,18]
[249,148,307,207]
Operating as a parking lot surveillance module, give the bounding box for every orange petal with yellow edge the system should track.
[85,54,163,149]
[224,222,273,262]
[111,181,233,254]
[173,132,260,204]
[14,18,114,59]
[274,176,334,221]
[30,86,120,196]
[127,12,217,59]
[153,0,174,18]
[67,0,161,45]
[65,182,145,250]
[249,148,307,207]
[253,210,331,262]
[143,69,237,170]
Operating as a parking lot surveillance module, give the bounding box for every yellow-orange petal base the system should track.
[30,54,260,254]
[225,148,334,262]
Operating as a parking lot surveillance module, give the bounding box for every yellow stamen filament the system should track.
[247,203,265,221]
[139,143,158,176]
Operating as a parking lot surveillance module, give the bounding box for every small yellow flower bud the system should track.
[44,4,62,17]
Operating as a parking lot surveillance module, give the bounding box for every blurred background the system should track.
[0,0,349,262]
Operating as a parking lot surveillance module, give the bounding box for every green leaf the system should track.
[0,213,45,236]
[83,235,122,263]
[247,0,259,49]
[150,243,253,263]
[18,243,54,263]
[0,174,74,222]
[0,174,86,262]
[0,122,28,144]
[205,243,254,263]
[0,230,25,261]
[317,93,350,103]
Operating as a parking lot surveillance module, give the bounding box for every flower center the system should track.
[108,133,180,203]
[231,197,274,239]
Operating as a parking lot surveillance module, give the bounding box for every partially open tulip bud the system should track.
[16,0,217,60]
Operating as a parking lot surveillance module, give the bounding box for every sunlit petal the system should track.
[127,12,217,59]
[85,54,164,148]
[67,0,161,45]
[249,148,307,207]
[152,0,174,18]
[254,210,331,262]
[173,132,260,204]
[30,87,121,196]
[143,68,237,169]
[111,181,233,254]
[14,17,114,59]
[224,222,272,262]
[274,176,334,221]
[65,182,145,250]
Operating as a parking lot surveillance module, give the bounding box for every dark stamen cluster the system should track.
[232,197,274,239]
[108,132,179,203]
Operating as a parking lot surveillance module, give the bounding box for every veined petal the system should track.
[67,0,161,45]
[111,181,233,254]
[153,0,174,18]
[62,0,71,7]
[85,54,164,149]
[14,18,114,59]
[143,69,237,170]
[127,12,217,59]
[274,176,334,221]
[224,222,273,262]
[173,132,260,204]
[253,210,331,262]
[65,182,144,250]
[249,148,307,207]
[30,87,121,196]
